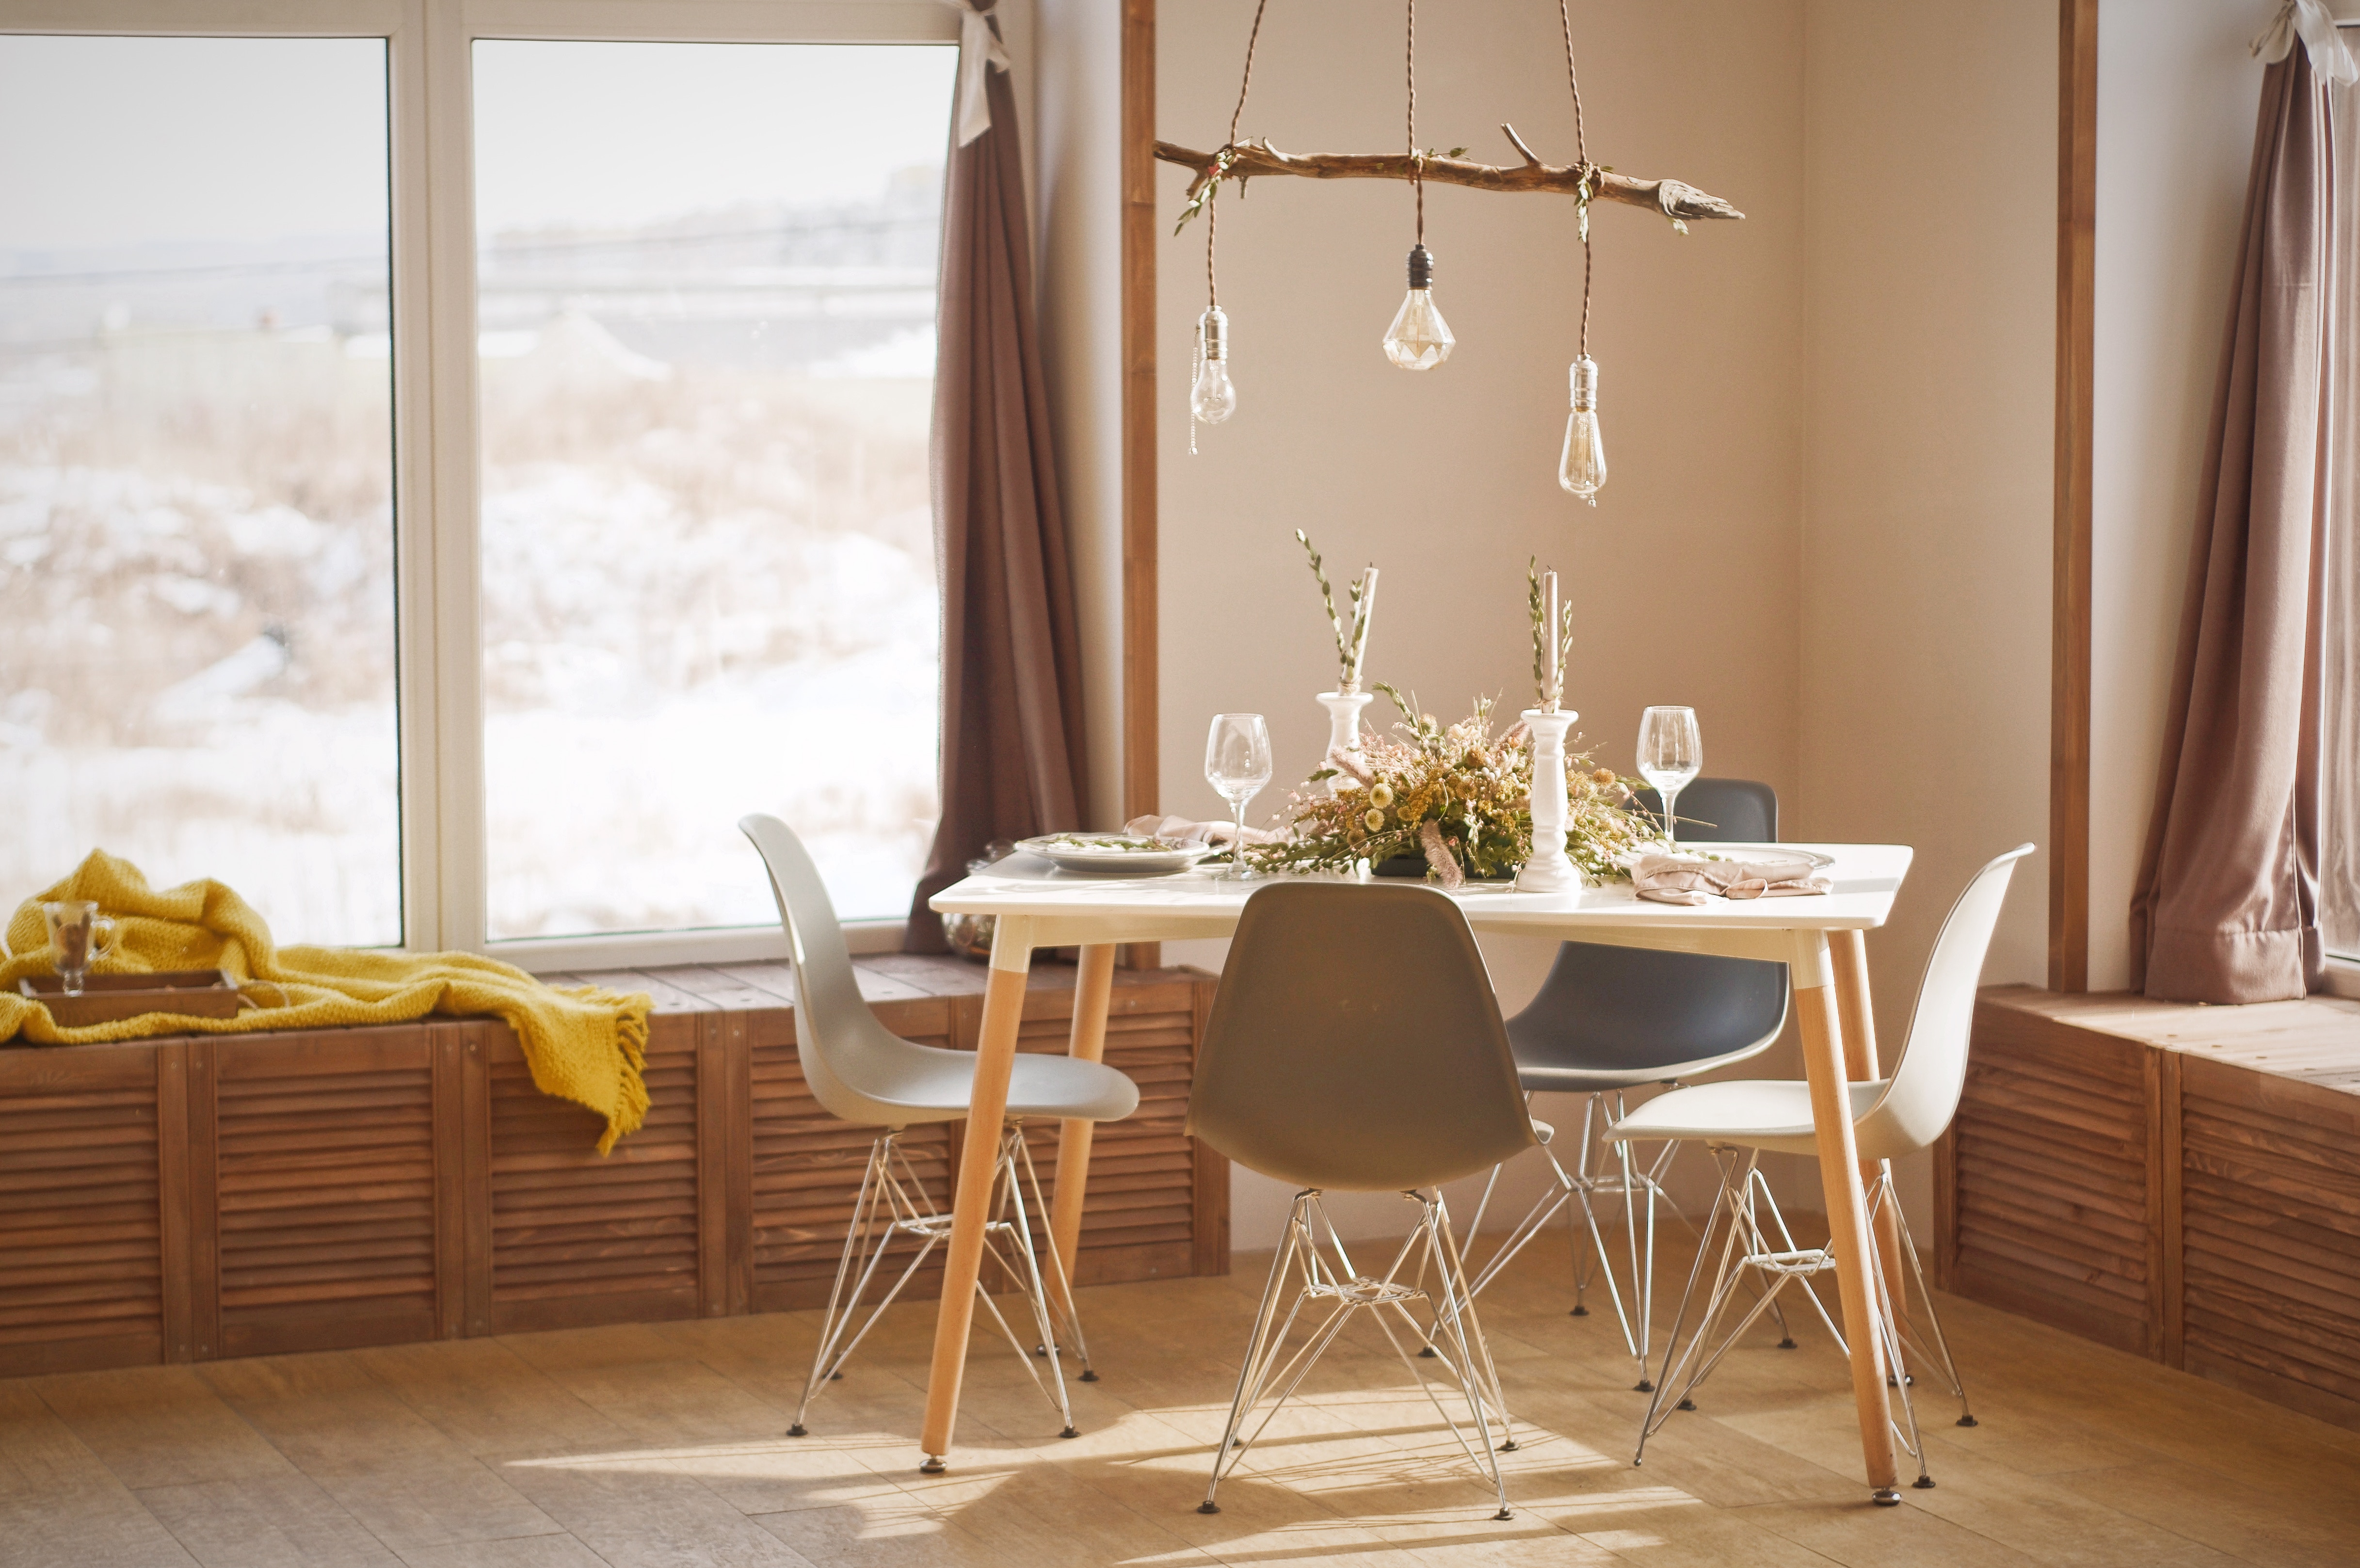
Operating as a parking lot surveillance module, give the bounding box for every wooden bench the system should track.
[1940,984,2360,1431]
[0,955,1223,1377]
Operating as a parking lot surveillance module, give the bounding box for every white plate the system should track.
[1016,833,1220,875]
[1671,843,1835,869]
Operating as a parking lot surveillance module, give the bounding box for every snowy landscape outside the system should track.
[0,36,950,948]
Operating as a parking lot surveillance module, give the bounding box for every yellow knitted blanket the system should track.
[0,851,650,1153]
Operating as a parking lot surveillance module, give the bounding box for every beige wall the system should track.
[1034,0,1128,835]
[1036,0,2065,1248]
[1156,0,1807,837]
[1795,0,2056,1226]
[1154,0,1808,1243]
[2087,0,2271,990]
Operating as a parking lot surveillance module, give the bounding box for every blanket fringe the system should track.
[597,999,653,1156]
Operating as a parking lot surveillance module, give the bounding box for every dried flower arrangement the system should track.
[1249,686,1652,888]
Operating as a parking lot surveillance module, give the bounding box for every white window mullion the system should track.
[421,0,488,953]
[389,0,444,953]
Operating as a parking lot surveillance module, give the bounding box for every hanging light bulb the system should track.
[1381,245,1454,370]
[1191,306,1237,424]
[1558,355,1605,504]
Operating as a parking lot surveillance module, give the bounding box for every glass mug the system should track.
[41,900,119,997]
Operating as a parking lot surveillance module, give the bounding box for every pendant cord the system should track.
[1407,0,1423,245]
[1558,0,1591,357]
[1208,0,1273,311]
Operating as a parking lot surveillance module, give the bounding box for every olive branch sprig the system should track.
[1297,529,1376,694]
[1175,148,1242,234]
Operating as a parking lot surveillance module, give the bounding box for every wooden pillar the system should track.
[2049,0,2098,992]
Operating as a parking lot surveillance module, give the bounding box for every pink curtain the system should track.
[903,5,1089,951]
[2130,47,2336,1003]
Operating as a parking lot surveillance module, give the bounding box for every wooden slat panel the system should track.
[747,1004,957,1312]
[212,1029,436,1358]
[2179,1056,2360,1424]
[485,1018,702,1332]
[0,1048,164,1377]
[158,1041,193,1362]
[188,1039,220,1361]
[1949,995,2158,1355]
[1003,995,1204,1289]
[0,956,1224,1369]
[432,1026,465,1339]
[1960,986,2360,1434]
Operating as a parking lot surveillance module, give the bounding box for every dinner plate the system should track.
[1016,832,1221,875]
[1670,843,1835,869]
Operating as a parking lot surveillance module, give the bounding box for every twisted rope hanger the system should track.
[1558,0,1592,356]
[1206,0,1273,310]
[1407,0,1422,245]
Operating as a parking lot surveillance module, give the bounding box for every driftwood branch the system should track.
[1158,122,1744,225]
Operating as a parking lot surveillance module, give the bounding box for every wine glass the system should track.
[1637,706,1702,849]
[1204,714,1274,880]
[41,900,118,998]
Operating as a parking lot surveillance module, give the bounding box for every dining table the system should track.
[925,841,1918,1503]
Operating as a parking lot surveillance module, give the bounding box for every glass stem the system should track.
[1662,785,1682,851]
[1230,795,1250,879]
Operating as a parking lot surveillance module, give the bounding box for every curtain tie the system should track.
[2253,0,2358,85]
[941,0,1011,145]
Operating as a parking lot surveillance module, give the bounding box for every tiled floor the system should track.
[5,1232,2359,1567]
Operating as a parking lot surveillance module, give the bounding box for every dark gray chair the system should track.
[1461,778,1790,1388]
[1188,881,1535,1521]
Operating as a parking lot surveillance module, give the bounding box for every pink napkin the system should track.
[1124,814,1281,848]
[1632,850,1830,906]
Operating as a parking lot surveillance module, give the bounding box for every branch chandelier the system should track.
[1170,0,1746,504]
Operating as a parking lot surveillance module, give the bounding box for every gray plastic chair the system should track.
[1188,880,1536,1521]
[1613,844,2033,1498]
[1462,779,1789,1386]
[739,814,1139,1446]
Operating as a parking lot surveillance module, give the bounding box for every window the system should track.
[472,41,951,940]
[0,3,964,965]
[0,35,400,945]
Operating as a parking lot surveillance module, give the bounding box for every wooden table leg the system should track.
[1830,929,1907,1314]
[1046,944,1118,1330]
[919,915,1035,1471]
[1792,929,1901,1502]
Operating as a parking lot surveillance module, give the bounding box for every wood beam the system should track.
[2050,0,2097,992]
[1122,0,1160,971]
[1156,127,1744,225]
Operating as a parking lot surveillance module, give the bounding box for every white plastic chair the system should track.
[1609,843,2033,1494]
[739,814,1139,1444]
[1461,778,1789,1387]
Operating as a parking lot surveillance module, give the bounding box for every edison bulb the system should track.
[1381,245,1455,370]
[1191,306,1237,423]
[1558,355,1606,503]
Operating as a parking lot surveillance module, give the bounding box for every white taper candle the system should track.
[1349,567,1379,690]
[1544,569,1561,710]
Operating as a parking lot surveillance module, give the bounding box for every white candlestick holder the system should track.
[1518,707,1585,893]
[1317,690,1375,794]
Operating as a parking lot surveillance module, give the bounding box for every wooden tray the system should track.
[17,970,245,1027]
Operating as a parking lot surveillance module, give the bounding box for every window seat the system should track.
[0,955,1221,1376]
[1943,984,2360,1432]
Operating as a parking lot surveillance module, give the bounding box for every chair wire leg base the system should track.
[1459,1091,1681,1387]
[790,1123,1093,1442]
[1201,1190,1514,1521]
[1632,1150,1975,1501]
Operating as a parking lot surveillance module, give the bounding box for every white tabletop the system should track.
[932,843,1914,964]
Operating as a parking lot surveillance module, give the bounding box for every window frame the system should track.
[1,0,973,969]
